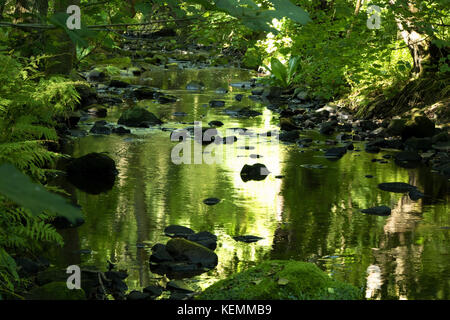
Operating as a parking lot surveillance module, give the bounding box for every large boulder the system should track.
[402,115,435,140]
[165,238,218,268]
[118,107,162,127]
[196,260,361,300]
[66,153,117,194]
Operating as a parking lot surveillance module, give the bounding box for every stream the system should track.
[54,66,449,300]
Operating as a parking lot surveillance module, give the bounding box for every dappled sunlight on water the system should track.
[55,67,449,299]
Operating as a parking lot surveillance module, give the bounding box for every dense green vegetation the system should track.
[0,0,448,299]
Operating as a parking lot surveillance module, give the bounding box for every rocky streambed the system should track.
[17,46,450,300]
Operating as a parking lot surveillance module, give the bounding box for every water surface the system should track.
[57,67,449,300]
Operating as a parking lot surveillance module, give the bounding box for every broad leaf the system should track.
[270,57,288,87]
[0,164,83,224]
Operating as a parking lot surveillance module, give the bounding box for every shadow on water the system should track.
[54,67,449,299]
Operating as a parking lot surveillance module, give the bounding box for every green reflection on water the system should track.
[56,67,449,300]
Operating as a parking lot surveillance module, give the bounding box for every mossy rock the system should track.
[196,260,362,300]
[166,238,218,268]
[97,57,132,69]
[118,107,162,127]
[27,282,86,300]
[386,119,407,136]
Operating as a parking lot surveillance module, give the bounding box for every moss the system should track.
[196,260,362,300]
[97,57,132,69]
[27,282,86,300]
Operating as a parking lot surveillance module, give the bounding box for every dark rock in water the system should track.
[402,115,435,140]
[356,120,378,131]
[325,147,347,159]
[394,151,422,168]
[378,182,417,193]
[233,235,264,243]
[409,189,425,201]
[50,215,85,229]
[109,79,129,88]
[235,94,244,101]
[209,100,225,108]
[404,137,432,152]
[281,118,299,131]
[365,145,380,153]
[203,198,220,205]
[394,151,422,162]
[66,153,117,194]
[166,280,195,293]
[112,126,131,135]
[215,87,228,94]
[186,81,204,90]
[240,163,270,182]
[164,225,195,237]
[186,231,218,250]
[127,291,150,300]
[166,238,218,268]
[143,285,163,298]
[320,121,337,135]
[132,87,157,99]
[235,107,262,118]
[150,244,174,263]
[87,106,107,118]
[90,120,111,135]
[208,120,224,127]
[365,175,374,178]
[279,130,300,143]
[367,138,404,150]
[262,86,282,99]
[118,107,162,127]
[156,94,178,104]
[360,206,391,216]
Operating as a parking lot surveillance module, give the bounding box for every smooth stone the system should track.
[203,198,221,205]
[233,235,264,243]
[378,182,417,193]
[240,163,270,182]
[209,100,225,108]
[186,231,218,251]
[150,244,174,263]
[325,147,347,159]
[409,189,425,200]
[208,120,224,127]
[165,238,218,268]
[394,151,422,162]
[360,206,391,216]
[164,225,195,237]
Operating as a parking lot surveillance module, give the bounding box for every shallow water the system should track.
[56,67,449,300]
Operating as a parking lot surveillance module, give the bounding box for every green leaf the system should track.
[270,57,288,87]
[0,164,83,224]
